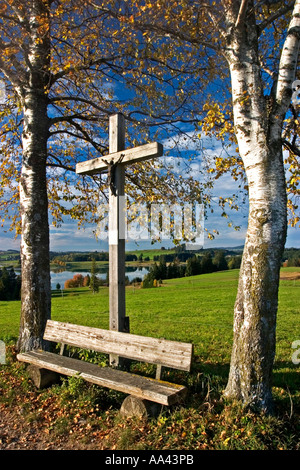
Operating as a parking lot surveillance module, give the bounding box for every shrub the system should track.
[0,267,21,301]
[64,273,84,289]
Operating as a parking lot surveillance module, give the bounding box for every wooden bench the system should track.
[17,320,193,417]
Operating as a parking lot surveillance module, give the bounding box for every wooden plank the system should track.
[17,350,187,406]
[108,114,126,333]
[43,320,193,371]
[156,364,162,380]
[75,142,163,176]
[108,113,126,366]
[109,113,125,154]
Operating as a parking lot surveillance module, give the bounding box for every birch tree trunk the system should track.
[17,0,51,352]
[223,0,300,412]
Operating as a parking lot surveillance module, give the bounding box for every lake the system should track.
[50,266,150,290]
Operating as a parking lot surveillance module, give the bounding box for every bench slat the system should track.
[17,350,187,406]
[43,320,193,372]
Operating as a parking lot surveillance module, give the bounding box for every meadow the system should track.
[1,268,299,364]
[0,268,299,450]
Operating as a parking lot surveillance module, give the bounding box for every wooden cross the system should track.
[76,113,163,361]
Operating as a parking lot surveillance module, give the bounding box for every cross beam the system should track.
[76,141,163,176]
[76,113,163,364]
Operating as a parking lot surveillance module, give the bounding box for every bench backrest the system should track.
[44,320,193,372]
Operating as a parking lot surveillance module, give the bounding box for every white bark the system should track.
[17,91,51,352]
[17,0,51,352]
[276,1,300,111]
[223,0,300,412]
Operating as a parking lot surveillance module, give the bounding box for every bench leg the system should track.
[27,365,60,389]
[120,395,162,418]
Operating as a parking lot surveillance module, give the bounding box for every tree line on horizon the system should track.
[49,246,300,269]
[2,247,300,299]
[141,251,242,288]
[0,267,21,301]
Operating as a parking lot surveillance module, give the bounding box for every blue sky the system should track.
[1,169,299,253]
[2,207,299,252]
[1,131,299,253]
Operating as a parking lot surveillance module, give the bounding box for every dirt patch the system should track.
[0,404,94,450]
[0,404,61,450]
[280,272,300,281]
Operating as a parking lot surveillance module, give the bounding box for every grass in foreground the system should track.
[0,269,299,450]
[1,344,299,450]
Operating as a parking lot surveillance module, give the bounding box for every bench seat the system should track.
[17,349,187,406]
[17,320,193,415]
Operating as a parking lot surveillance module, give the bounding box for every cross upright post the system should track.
[76,113,163,366]
[108,114,127,338]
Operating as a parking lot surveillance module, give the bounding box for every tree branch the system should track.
[50,55,123,85]
[258,2,294,35]
[49,119,106,154]
[275,0,300,116]
[0,59,24,93]
[235,0,249,29]
[283,138,300,156]
[50,113,99,126]
[0,36,27,90]
[49,95,109,115]
[47,154,76,172]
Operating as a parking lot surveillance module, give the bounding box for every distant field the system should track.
[1,268,299,375]
[0,249,172,270]
[61,260,109,271]
[125,248,177,260]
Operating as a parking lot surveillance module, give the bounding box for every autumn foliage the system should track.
[64,274,88,289]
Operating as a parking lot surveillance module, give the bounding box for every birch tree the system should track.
[220,0,300,413]
[191,0,300,413]
[121,0,300,412]
[1,0,53,352]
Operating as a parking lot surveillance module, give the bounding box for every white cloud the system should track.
[49,221,108,251]
[0,234,20,251]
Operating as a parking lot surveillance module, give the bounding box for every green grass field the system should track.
[125,248,177,259]
[1,268,299,369]
[1,268,300,450]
